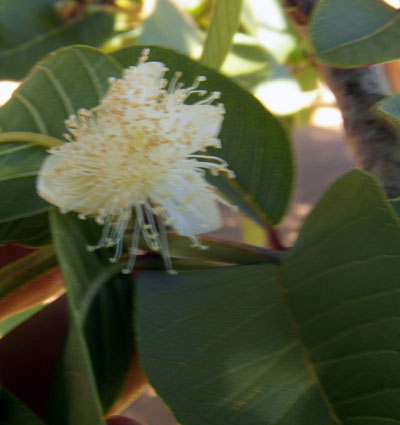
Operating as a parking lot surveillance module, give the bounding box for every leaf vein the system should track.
[155,301,282,389]
[71,48,104,102]
[291,253,400,294]
[302,288,400,327]
[334,387,400,406]
[36,65,75,116]
[342,416,400,424]
[310,316,400,352]
[315,349,400,367]
[13,93,48,133]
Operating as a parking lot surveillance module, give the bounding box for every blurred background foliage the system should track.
[0,0,321,124]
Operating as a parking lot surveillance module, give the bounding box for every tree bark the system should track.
[284,0,400,198]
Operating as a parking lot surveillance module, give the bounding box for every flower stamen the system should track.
[37,49,235,273]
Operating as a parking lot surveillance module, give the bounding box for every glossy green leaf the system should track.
[310,0,400,67]
[48,209,132,425]
[112,45,294,226]
[137,170,400,425]
[376,93,400,127]
[0,0,115,80]
[0,46,123,243]
[138,0,203,56]
[200,0,243,70]
[0,388,46,425]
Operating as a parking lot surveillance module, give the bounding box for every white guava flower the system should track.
[37,49,234,273]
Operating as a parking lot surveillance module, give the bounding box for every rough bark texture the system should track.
[284,0,400,198]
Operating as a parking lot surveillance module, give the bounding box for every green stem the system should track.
[0,132,63,149]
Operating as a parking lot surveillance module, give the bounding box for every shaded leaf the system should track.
[84,273,134,412]
[0,0,115,80]
[0,296,68,419]
[0,212,51,246]
[137,170,400,425]
[137,264,336,425]
[167,234,281,266]
[48,210,131,425]
[310,0,400,67]
[0,46,123,243]
[0,388,46,425]
[390,197,400,217]
[112,45,293,226]
[200,0,244,70]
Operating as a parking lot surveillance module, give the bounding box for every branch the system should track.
[284,0,400,198]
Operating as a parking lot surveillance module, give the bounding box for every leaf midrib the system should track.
[277,264,342,424]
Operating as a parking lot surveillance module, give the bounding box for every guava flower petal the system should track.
[37,49,234,273]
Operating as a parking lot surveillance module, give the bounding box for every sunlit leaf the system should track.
[0,246,60,320]
[241,0,298,63]
[138,0,203,56]
[222,35,318,116]
[0,304,44,337]
[200,0,243,70]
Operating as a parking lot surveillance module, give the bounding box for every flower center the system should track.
[37,49,235,274]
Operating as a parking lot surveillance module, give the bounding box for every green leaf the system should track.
[0,0,115,80]
[376,93,400,127]
[0,304,44,337]
[0,46,123,244]
[200,0,244,70]
[241,0,298,63]
[112,45,294,226]
[48,209,131,425]
[390,197,400,218]
[310,0,400,67]
[0,212,51,246]
[0,388,46,425]
[137,170,400,425]
[0,245,57,302]
[138,0,203,56]
[84,273,134,412]
[222,35,318,116]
